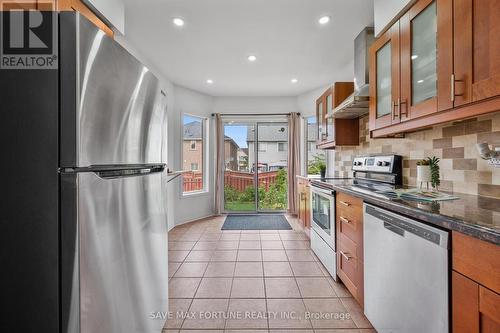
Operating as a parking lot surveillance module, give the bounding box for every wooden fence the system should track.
[182,170,280,192]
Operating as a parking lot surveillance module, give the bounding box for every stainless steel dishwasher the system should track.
[364,203,449,333]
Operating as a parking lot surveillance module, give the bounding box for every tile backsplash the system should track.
[329,111,500,198]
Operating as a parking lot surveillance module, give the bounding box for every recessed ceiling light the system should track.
[417,79,424,83]
[173,17,185,27]
[206,79,214,84]
[247,55,257,62]
[411,55,418,60]
[319,16,331,25]
[291,78,298,83]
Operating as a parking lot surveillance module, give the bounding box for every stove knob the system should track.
[377,161,383,166]
[383,161,390,166]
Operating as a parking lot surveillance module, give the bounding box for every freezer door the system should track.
[72,172,168,333]
[60,13,166,167]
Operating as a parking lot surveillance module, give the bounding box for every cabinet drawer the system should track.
[480,286,500,328]
[336,192,363,212]
[452,232,500,294]
[337,213,362,245]
[338,233,362,280]
[337,233,363,304]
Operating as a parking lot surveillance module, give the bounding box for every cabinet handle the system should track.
[340,216,351,224]
[300,192,305,200]
[451,74,464,102]
[392,100,399,120]
[339,200,350,207]
[399,98,408,117]
[340,251,353,261]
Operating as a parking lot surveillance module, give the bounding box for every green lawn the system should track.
[224,201,287,211]
[225,202,256,211]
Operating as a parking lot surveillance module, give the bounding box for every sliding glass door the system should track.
[256,122,288,211]
[223,123,256,212]
[223,121,288,213]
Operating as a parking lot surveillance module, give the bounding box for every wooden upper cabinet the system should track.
[370,0,500,137]
[316,83,359,149]
[58,0,114,38]
[369,21,400,130]
[371,0,453,132]
[400,0,454,119]
[454,0,500,106]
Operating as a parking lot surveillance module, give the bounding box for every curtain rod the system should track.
[211,112,300,117]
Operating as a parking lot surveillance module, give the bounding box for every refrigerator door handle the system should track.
[60,164,165,179]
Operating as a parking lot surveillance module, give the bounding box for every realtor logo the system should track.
[1,1,58,69]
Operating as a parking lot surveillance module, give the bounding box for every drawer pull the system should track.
[339,200,350,207]
[340,251,353,261]
[340,216,351,224]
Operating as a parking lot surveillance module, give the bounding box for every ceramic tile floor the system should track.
[165,215,375,333]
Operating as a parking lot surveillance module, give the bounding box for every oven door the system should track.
[310,186,335,249]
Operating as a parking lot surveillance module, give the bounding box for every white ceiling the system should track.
[123,0,374,97]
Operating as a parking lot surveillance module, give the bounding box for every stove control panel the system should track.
[352,155,400,173]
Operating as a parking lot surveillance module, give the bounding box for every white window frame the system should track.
[181,113,209,196]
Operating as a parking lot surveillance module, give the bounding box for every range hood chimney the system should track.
[333,27,375,119]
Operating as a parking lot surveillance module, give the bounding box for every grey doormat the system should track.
[221,214,292,230]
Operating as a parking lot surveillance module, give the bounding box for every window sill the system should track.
[182,190,210,198]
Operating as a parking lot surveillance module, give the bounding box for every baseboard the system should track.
[172,214,218,228]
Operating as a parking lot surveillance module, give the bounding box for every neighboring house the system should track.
[183,121,203,171]
[247,124,288,172]
[307,123,322,162]
[183,121,239,171]
[224,137,239,171]
[237,148,249,171]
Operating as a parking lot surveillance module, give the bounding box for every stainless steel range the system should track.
[349,155,403,198]
[309,155,403,281]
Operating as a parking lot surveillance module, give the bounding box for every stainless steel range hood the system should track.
[334,27,374,119]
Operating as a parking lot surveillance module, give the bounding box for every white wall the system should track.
[171,86,215,225]
[84,0,125,34]
[213,96,298,115]
[296,86,330,117]
[374,0,414,36]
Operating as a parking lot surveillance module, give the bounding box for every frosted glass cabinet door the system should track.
[326,94,334,141]
[411,1,437,105]
[317,101,324,140]
[376,42,392,119]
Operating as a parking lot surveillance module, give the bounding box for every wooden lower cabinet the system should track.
[452,232,500,332]
[336,192,364,307]
[297,177,311,230]
[453,272,500,333]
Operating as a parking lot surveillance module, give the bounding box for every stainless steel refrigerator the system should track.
[1,12,168,333]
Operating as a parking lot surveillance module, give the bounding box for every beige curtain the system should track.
[287,112,301,215]
[214,114,224,215]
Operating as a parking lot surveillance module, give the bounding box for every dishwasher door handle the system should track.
[384,222,405,237]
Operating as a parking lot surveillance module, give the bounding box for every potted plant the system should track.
[428,156,441,191]
[416,159,431,189]
[319,163,327,179]
[416,157,441,190]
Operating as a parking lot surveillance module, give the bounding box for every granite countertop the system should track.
[310,178,500,246]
